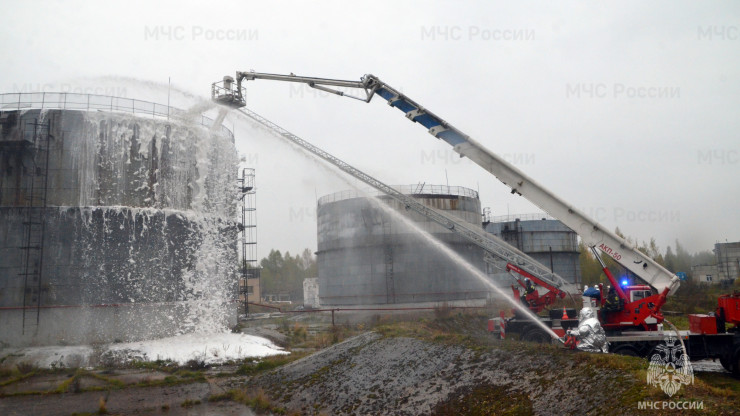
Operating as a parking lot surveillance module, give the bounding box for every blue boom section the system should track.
[375,87,467,146]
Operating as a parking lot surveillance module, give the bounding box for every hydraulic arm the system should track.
[227,70,681,297]
[232,105,575,296]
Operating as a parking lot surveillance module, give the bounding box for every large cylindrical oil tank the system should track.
[317,185,489,306]
[483,214,582,286]
[0,93,239,347]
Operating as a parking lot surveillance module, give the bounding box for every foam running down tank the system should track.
[0,93,239,347]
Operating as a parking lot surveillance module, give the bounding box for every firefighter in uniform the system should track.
[520,278,536,306]
[566,307,609,353]
[603,286,621,312]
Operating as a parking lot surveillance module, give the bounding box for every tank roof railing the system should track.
[484,212,556,223]
[0,92,234,139]
[318,185,479,205]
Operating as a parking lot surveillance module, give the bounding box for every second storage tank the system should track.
[483,214,582,286]
[317,185,489,305]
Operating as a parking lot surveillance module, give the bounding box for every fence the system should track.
[245,302,489,325]
[0,92,233,139]
[318,184,479,205]
[485,212,555,223]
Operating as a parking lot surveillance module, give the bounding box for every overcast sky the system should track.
[2,0,738,260]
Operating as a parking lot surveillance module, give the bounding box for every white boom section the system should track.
[235,106,577,293]
[235,71,680,295]
[453,139,680,294]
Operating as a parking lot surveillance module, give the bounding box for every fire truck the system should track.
[211,71,740,376]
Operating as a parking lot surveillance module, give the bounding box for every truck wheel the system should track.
[733,348,740,378]
[719,355,731,372]
[521,328,551,344]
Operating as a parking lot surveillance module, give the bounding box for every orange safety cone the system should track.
[561,307,569,319]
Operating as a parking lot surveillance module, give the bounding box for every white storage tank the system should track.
[317,185,489,306]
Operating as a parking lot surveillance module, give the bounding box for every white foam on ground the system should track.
[0,333,287,368]
[4,345,96,369]
[106,332,288,365]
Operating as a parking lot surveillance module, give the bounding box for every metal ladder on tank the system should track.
[19,119,52,334]
[238,167,258,316]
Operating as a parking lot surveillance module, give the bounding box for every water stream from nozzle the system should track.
[365,194,562,341]
[227,106,562,341]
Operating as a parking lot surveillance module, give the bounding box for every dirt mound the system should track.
[252,332,634,415]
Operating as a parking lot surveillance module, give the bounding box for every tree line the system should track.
[258,248,317,303]
[579,227,716,287]
[257,230,722,304]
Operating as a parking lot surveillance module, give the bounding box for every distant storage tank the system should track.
[483,214,581,286]
[714,241,740,282]
[317,185,489,305]
[0,93,239,347]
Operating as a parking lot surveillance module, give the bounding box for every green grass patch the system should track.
[696,372,740,395]
[0,371,36,387]
[433,383,533,415]
[236,352,308,376]
[181,398,201,407]
[54,369,84,393]
[212,388,291,415]
[135,372,205,388]
[87,372,125,388]
[207,392,232,402]
[128,359,179,372]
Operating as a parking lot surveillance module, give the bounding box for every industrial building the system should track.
[0,92,239,347]
[316,185,488,306]
[691,241,740,285]
[303,278,320,308]
[483,213,582,286]
[692,264,719,284]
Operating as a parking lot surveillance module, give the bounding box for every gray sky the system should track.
[2,0,738,260]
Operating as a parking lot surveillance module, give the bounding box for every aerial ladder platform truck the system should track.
[212,71,740,375]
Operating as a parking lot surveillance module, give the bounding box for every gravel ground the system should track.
[0,381,255,416]
[252,332,636,415]
[0,369,256,416]
[1,329,732,415]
